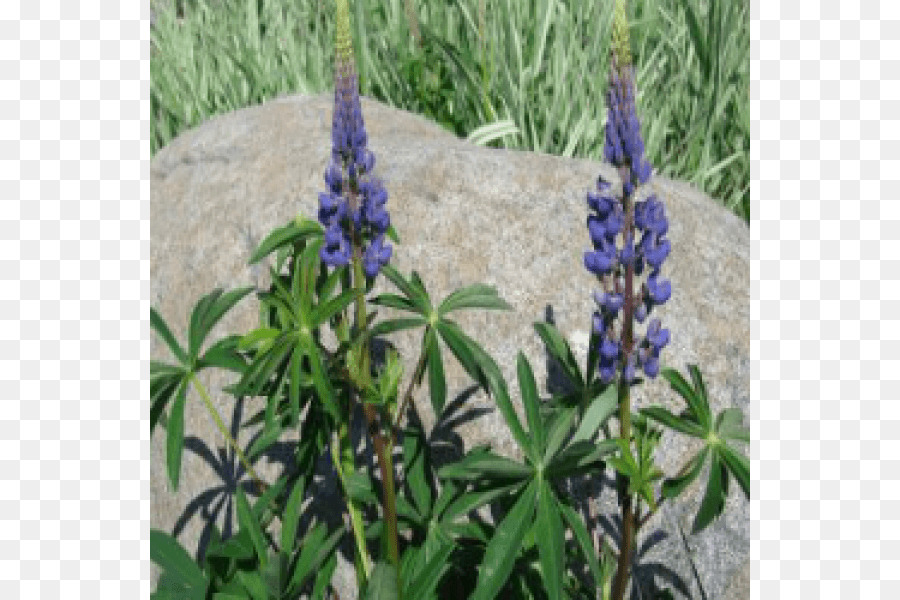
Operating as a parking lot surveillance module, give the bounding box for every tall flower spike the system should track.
[584,0,671,383]
[318,0,392,277]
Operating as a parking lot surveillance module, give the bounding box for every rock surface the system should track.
[151,93,749,599]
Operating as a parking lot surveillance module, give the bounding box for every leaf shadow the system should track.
[595,513,693,599]
[170,396,294,562]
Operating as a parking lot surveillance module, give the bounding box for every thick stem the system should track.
[364,403,401,566]
[611,382,635,600]
[350,235,402,595]
[190,375,268,493]
[611,189,637,600]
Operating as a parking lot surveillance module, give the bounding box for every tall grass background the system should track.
[151,0,749,222]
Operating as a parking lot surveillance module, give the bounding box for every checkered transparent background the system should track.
[1,0,899,597]
[754,1,900,598]
[0,0,147,598]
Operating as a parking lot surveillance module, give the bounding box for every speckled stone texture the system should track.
[151,93,749,599]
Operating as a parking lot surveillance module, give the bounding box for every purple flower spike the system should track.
[317,0,392,279]
[583,13,672,385]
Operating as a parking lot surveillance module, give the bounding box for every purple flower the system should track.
[317,8,392,278]
[583,33,672,382]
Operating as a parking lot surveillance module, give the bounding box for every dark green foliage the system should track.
[642,365,750,533]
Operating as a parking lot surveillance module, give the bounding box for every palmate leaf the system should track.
[662,448,708,500]
[647,365,751,532]
[661,367,712,430]
[380,264,432,315]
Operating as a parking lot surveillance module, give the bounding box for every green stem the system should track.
[332,423,372,586]
[189,374,268,493]
[351,247,402,595]
[611,382,635,600]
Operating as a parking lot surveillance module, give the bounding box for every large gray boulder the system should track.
[151,93,749,599]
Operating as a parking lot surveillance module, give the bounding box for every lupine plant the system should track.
[150,1,749,599]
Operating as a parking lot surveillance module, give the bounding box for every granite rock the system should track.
[151,93,749,599]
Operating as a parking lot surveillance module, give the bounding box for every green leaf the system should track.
[239,327,281,352]
[692,454,726,533]
[426,327,447,416]
[546,438,617,479]
[662,367,711,430]
[438,322,533,459]
[235,486,268,567]
[641,406,706,438]
[381,264,432,314]
[151,375,180,435]
[365,561,399,600]
[386,224,401,244]
[298,334,340,422]
[370,317,427,337]
[287,523,345,596]
[249,219,322,264]
[535,480,564,600]
[199,335,247,374]
[370,293,423,314]
[188,287,254,359]
[405,537,454,599]
[310,288,361,327]
[434,320,479,384]
[716,407,749,443]
[310,553,338,600]
[438,283,512,315]
[572,385,617,443]
[403,426,433,519]
[677,0,711,79]
[533,322,583,389]
[150,530,209,596]
[165,381,188,491]
[438,450,533,482]
[345,469,379,505]
[542,407,577,465]
[517,352,545,453]
[235,570,267,600]
[662,448,708,500]
[471,479,538,600]
[207,529,255,561]
[718,443,750,499]
[151,307,187,364]
[442,480,526,523]
[559,503,604,589]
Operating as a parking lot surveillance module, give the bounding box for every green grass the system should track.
[151,0,749,222]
